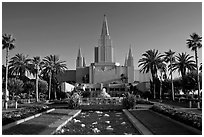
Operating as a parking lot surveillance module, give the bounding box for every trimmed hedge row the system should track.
[2,105,49,126]
[136,99,154,105]
[150,103,202,130]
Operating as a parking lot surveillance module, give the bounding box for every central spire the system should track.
[77,47,82,58]
[101,14,109,36]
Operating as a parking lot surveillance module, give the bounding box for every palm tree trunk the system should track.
[151,71,156,99]
[170,58,175,101]
[54,84,57,100]
[159,74,162,100]
[48,72,52,100]
[5,48,9,109]
[195,49,200,108]
[35,66,39,102]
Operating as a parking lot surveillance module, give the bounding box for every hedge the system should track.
[150,103,202,130]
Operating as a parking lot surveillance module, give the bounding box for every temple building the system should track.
[57,15,150,86]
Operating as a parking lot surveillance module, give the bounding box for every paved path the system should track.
[130,109,201,135]
[2,109,81,135]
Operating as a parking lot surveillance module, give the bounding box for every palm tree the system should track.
[164,50,176,100]
[42,55,67,100]
[9,53,31,78]
[171,52,196,94]
[158,61,167,100]
[199,63,202,72]
[30,56,42,102]
[2,34,15,109]
[138,49,163,99]
[186,33,202,108]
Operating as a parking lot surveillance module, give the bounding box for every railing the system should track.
[79,97,123,105]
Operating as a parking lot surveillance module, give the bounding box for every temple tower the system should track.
[95,15,113,63]
[127,46,134,67]
[76,48,83,68]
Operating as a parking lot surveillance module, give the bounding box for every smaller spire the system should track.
[76,47,83,68]
[127,45,134,67]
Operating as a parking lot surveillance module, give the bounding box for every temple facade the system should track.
[57,15,150,85]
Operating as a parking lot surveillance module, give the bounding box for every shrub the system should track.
[67,93,81,109]
[122,93,135,109]
[81,90,91,98]
[151,103,202,130]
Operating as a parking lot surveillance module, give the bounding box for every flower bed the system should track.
[2,104,49,126]
[150,103,202,130]
[55,110,140,135]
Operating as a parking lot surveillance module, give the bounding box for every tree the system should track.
[38,79,48,99]
[158,61,167,99]
[186,33,202,108]
[42,55,67,100]
[171,52,196,93]
[2,65,6,81]
[7,78,24,100]
[138,49,163,98]
[2,33,15,109]
[30,56,42,102]
[164,49,176,100]
[23,81,35,103]
[9,53,31,78]
[199,63,202,72]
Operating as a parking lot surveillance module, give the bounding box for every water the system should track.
[55,110,140,135]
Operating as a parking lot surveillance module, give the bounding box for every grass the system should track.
[55,110,140,135]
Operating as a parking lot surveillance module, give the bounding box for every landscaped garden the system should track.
[2,32,202,135]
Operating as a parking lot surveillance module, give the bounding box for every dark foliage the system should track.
[122,93,135,109]
[151,103,202,130]
[2,105,49,126]
[81,90,91,98]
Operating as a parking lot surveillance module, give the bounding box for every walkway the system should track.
[2,109,81,135]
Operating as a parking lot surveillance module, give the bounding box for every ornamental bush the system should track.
[151,103,202,130]
[81,90,91,98]
[122,93,135,109]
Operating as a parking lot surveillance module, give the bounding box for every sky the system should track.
[2,2,202,77]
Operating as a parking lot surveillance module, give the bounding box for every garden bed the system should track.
[150,103,202,130]
[2,104,49,126]
[55,110,140,135]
